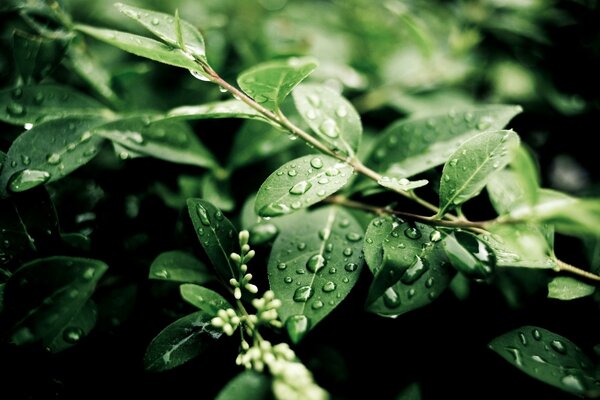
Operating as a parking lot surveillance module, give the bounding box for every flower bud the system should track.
[241,244,250,254]
[211,317,224,327]
[230,253,241,263]
[239,230,250,246]
[245,250,256,261]
[245,283,259,293]
[234,287,242,299]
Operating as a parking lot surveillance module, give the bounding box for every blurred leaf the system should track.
[377,176,428,192]
[489,326,600,396]
[179,284,232,315]
[548,277,595,301]
[395,382,422,400]
[13,30,67,83]
[254,155,353,218]
[215,370,272,400]
[165,100,269,123]
[268,206,364,342]
[1,256,107,346]
[483,224,556,269]
[0,84,110,125]
[0,117,106,196]
[187,199,238,283]
[293,84,362,157]
[93,117,219,170]
[201,173,234,212]
[149,251,213,284]
[439,130,519,215]
[237,57,317,112]
[144,310,222,372]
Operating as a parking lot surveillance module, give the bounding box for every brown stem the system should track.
[555,259,600,282]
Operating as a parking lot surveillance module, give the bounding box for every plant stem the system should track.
[555,259,600,282]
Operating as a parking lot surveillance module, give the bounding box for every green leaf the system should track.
[115,3,207,62]
[439,130,519,215]
[268,206,364,342]
[179,284,233,316]
[228,121,295,170]
[186,199,239,283]
[237,57,318,112]
[0,117,107,197]
[75,24,205,75]
[92,117,218,170]
[442,231,496,280]
[293,84,362,157]
[45,300,97,353]
[377,176,428,192]
[201,173,235,212]
[254,155,353,218]
[165,100,269,123]
[548,277,595,300]
[363,215,395,274]
[365,105,522,179]
[395,383,422,400]
[1,256,107,346]
[144,310,222,372]
[13,30,67,83]
[215,371,272,400]
[0,84,110,125]
[149,251,213,284]
[367,221,454,317]
[489,326,600,396]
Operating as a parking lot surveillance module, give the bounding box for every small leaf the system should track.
[75,24,205,75]
[1,256,108,346]
[93,117,218,170]
[367,221,454,317]
[293,84,362,156]
[0,84,110,125]
[377,176,428,192]
[489,326,600,396]
[548,277,595,300]
[165,100,269,123]
[268,207,364,342]
[45,300,97,353]
[0,117,107,197]
[144,310,222,372]
[254,154,353,218]
[186,199,238,283]
[180,284,233,316]
[149,251,213,284]
[215,371,272,400]
[439,130,519,215]
[237,57,318,112]
[364,105,522,179]
[363,215,395,274]
[115,3,206,62]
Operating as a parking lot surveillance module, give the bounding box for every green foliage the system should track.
[149,251,213,284]
[180,284,233,315]
[547,277,595,301]
[215,370,272,400]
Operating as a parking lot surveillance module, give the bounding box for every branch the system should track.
[555,259,600,283]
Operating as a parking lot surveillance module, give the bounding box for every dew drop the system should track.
[383,287,401,308]
[196,204,211,226]
[320,119,339,138]
[297,242,307,251]
[316,190,326,197]
[306,109,317,120]
[308,94,320,107]
[325,243,333,253]
[34,92,44,104]
[506,347,523,367]
[407,288,416,299]
[306,254,327,273]
[284,276,293,284]
[154,269,169,278]
[259,203,291,217]
[151,17,159,25]
[429,230,442,242]
[277,262,287,270]
[404,226,421,240]
[290,201,302,209]
[8,169,51,192]
[289,180,312,195]
[287,169,297,177]
[346,232,362,242]
[335,106,348,118]
[318,229,331,240]
[532,329,542,341]
[328,267,336,274]
[561,375,586,392]
[6,102,25,116]
[312,300,324,310]
[343,247,353,257]
[190,70,211,81]
[400,256,429,284]
[293,286,314,302]
[20,155,30,166]
[286,315,310,343]
[551,340,567,354]
[46,153,61,165]
[63,327,84,344]
[310,157,323,169]
[518,332,528,346]
[345,263,358,272]
[425,277,435,288]
[322,281,336,292]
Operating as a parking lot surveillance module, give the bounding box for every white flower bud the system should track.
[234,287,242,299]
[270,299,282,309]
[230,253,241,263]
[254,360,264,372]
[226,308,237,317]
[241,340,250,351]
[241,244,250,254]
[230,316,240,325]
[252,298,264,309]
[245,250,256,261]
[239,230,249,245]
[263,352,276,365]
[217,309,228,319]
[229,278,239,287]
[270,320,283,329]
[245,283,258,293]
[240,264,248,273]
[211,317,224,327]
[243,273,253,282]
[223,324,234,336]
[263,290,275,301]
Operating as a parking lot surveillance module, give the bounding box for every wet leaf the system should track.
[165,100,269,123]
[489,326,600,396]
[144,310,222,372]
[483,224,556,269]
[377,176,428,192]
[149,251,213,284]
[268,207,364,342]
[186,199,239,283]
[215,370,272,400]
[254,154,353,218]
[13,30,67,83]
[548,277,595,301]
[293,84,362,157]
[237,57,318,112]
[363,215,395,275]
[439,130,519,215]
[45,300,97,353]
[442,230,496,280]
[179,284,232,316]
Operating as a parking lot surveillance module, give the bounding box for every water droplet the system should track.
[404,227,421,240]
[305,109,317,119]
[312,300,324,310]
[464,112,474,123]
[319,229,331,240]
[429,230,442,242]
[34,92,44,104]
[286,315,310,343]
[316,190,326,197]
[7,102,25,116]
[308,94,320,107]
[342,277,349,283]
[425,277,435,288]
[328,267,336,274]
[343,247,353,257]
[293,286,314,302]
[443,231,496,280]
[62,327,84,344]
[289,180,312,195]
[317,177,329,184]
[196,204,211,226]
[322,281,336,292]
[8,169,51,192]
[83,268,95,280]
[259,203,291,217]
[12,87,23,99]
[335,106,348,118]
[443,174,450,182]
[531,355,547,363]
[287,169,297,177]
[80,132,92,142]
[277,262,287,270]
[551,340,567,354]
[477,117,492,131]
[325,167,340,177]
[151,17,159,25]
[346,232,362,242]
[284,276,293,284]
[383,287,401,308]
[401,256,429,284]
[306,254,326,273]
[19,155,30,166]
[320,119,339,138]
[46,153,61,165]
[154,269,169,278]
[254,94,268,103]
[190,70,210,81]
[407,288,416,298]
[310,157,323,169]
[532,329,542,340]
[344,263,358,272]
[506,347,523,367]
[325,243,334,253]
[297,242,307,251]
[518,332,527,346]
[276,171,284,176]
[561,375,586,392]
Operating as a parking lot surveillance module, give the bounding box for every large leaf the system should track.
[179,284,233,316]
[0,84,110,125]
[237,57,318,112]
[489,326,600,396]
[215,371,272,400]
[367,221,454,317]
[92,117,218,170]
[547,277,595,301]
[364,105,522,179]
[165,100,269,123]
[186,199,238,283]
[363,215,395,275]
[0,117,107,197]
[439,130,519,215]
[268,207,364,342]
[75,25,205,75]
[254,155,353,218]
[293,84,362,157]
[115,3,206,61]
[149,251,213,284]
[0,256,108,346]
[144,310,222,372]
